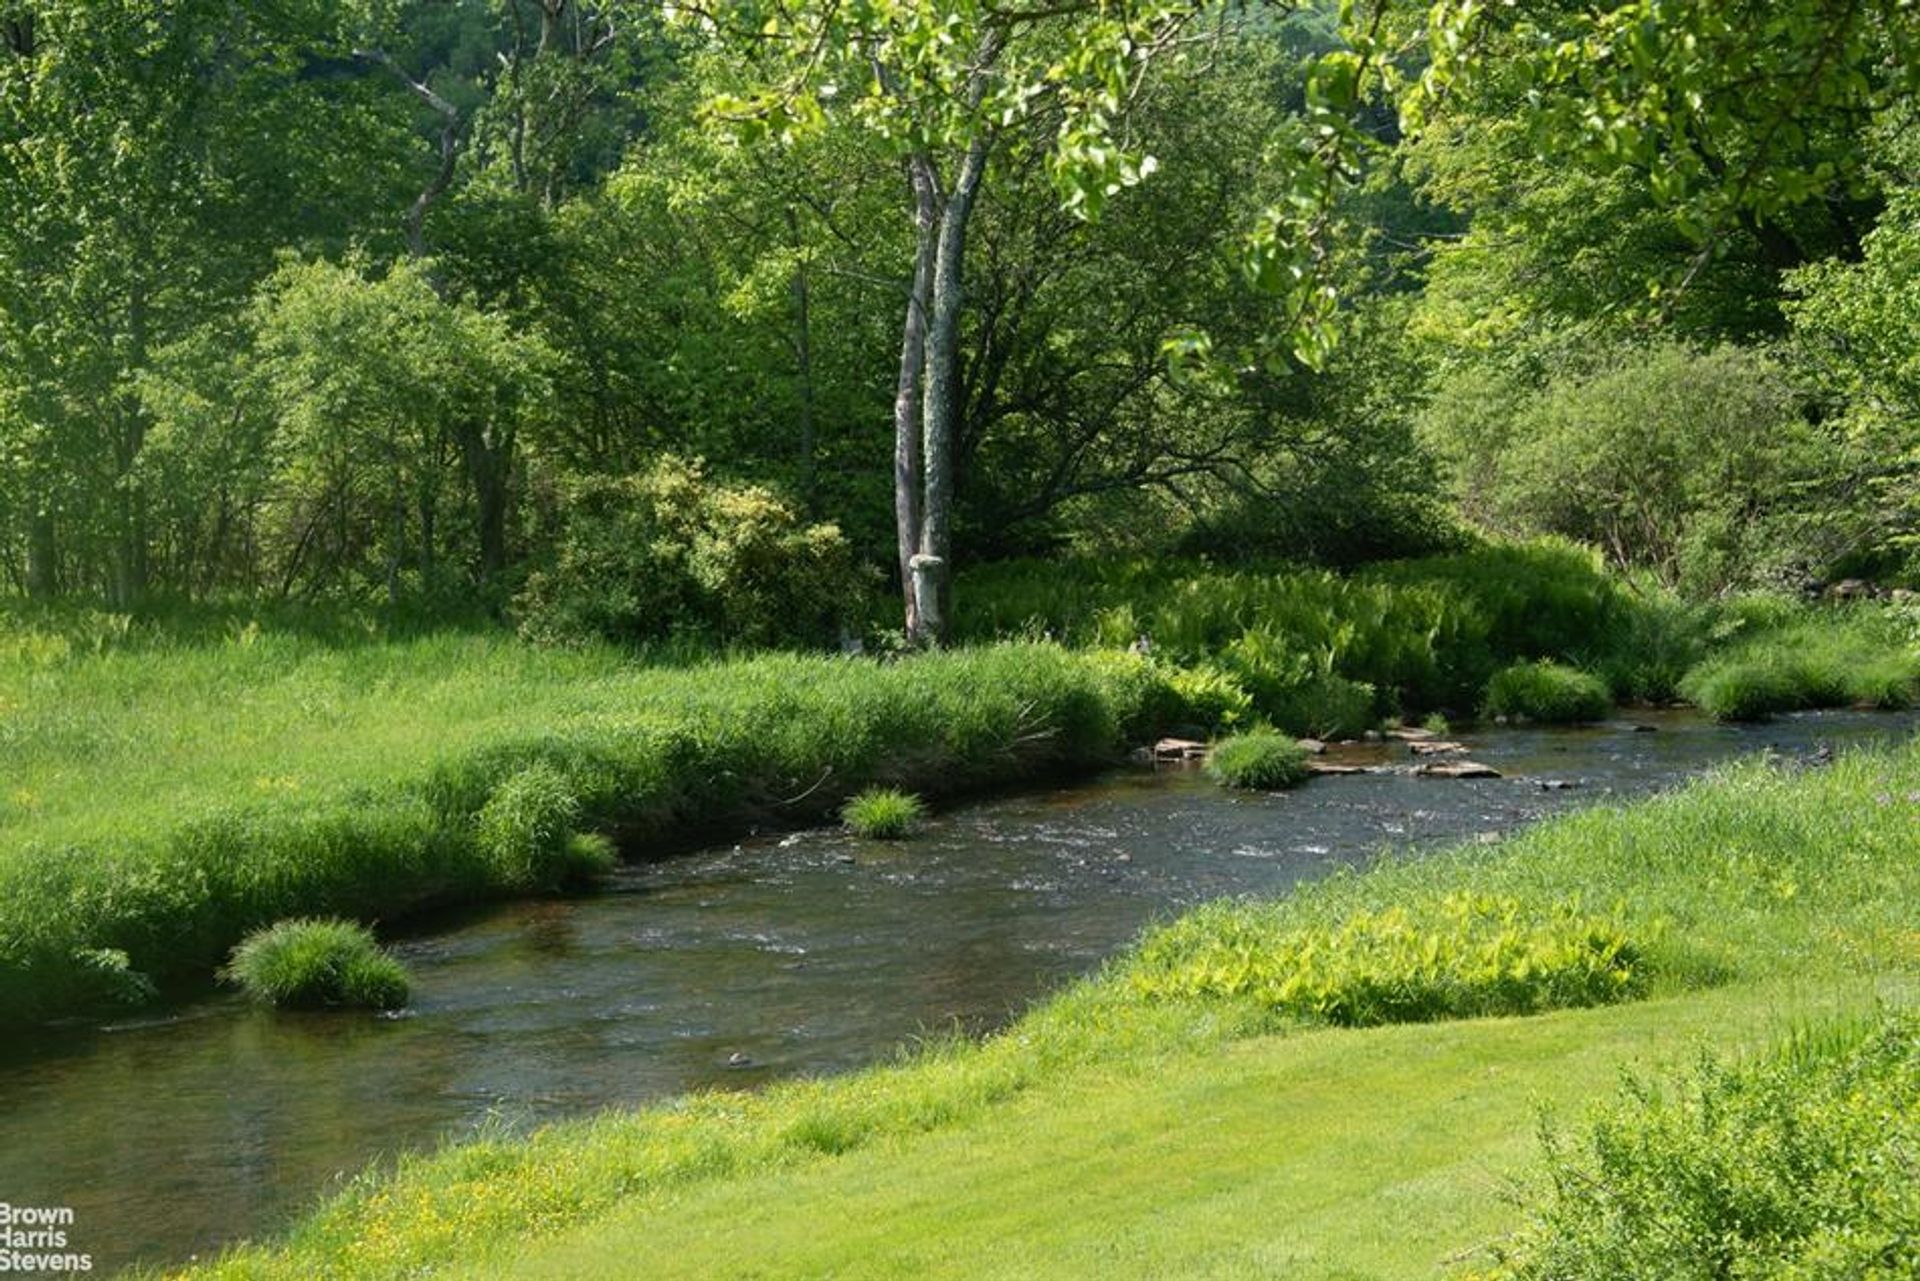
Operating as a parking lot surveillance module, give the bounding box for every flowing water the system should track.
[6,709,1914,1273]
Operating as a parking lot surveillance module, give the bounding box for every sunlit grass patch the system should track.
[224,918,409,1010]
[1679,615,1920,720]
[841,788,925,839]
[1484,661,1613,724]
[1128,893,1644,1026]
[1205,730,1312,790]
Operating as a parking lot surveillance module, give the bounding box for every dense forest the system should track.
[4,1,1916,644]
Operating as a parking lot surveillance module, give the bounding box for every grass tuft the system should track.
[1484,661,1613,724]
[1205,730,1312,790]
[223,918,410,1010]
[476,763,587,891]
[841,788,925,839]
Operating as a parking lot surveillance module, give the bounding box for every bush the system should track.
[517,456,864,649]
[841,788,925,839]
[1423,343,1853,595]
[954,539,1636,717]
[1206,731,1312,791]
[1490,1013,1920,1279]
[1484,661,1613,724]
[224,918,410,1010]
[1129,893,1644,1027]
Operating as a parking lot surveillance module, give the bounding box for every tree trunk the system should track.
[894,160,937,641]
[418,486,437,586]
[912,136,991,645]
[25,508,55,600]
[472,443,511,592]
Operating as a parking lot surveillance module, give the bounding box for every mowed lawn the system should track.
[463,980,1895,1281]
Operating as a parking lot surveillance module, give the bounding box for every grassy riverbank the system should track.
[6,541,1916,1028]
[0,635,1165,1026]
[170,737,1920,1279]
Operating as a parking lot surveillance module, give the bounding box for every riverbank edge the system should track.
[163,733,1920,1280]
[2,644,1175,1029]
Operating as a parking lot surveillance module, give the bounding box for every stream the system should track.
[6,708,1915,1274]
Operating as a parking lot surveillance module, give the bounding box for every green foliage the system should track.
[476,764,588,891]
[516,457,863,649]
[1205,731,1312,791]
[1130,894,1643,1027]
[1484,662,1612,724]
[1162,664,1254,733]
[959,540,1635,721]
[1490,1013,1920,1280]
[1419,1,1919,268]
[1679,614,1920,720]
[0,635,1168,1026]
[223,918,410,1011]
[250,256,555,599]
[841,788,925,840]
[1423,345,1851,595]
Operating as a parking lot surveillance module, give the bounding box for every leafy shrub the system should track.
[69,947,157,1008]
[1163,663,1254,732]
[517,456,863,649]
[1264,673,1377,739]
[1489,1013,1920,1279]
[1484,661,1613,723]
[1206,731,1312,790]
[476,763,588,890]
[954,540,1634,717]
[1423,343,1852,595]
[1129,893,1644,1027]
[1219,628,1379,737]
[224,918,410,1010]
[841,788,925,839]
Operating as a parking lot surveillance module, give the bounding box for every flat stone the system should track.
[1415,760,1501,779]
[1408,740,1468,755]
[1385,726,1436,741]
[1152,737,1210,761]
[1308,762,1369,776]
[1534,778,1580,791]
[1296,738,1328,755]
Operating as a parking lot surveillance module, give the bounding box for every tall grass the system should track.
[1679,612,1920,720]
[1483,661,1613,723]
[0,634,1169,1026]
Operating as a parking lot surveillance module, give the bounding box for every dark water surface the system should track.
[6,709,1914,1273]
